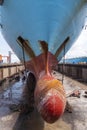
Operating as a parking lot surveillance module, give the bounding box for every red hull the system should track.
[34,75,66,123]
[26,52,66,123]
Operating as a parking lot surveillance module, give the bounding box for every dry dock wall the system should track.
[0,64,24,81]
[57,64,87,82]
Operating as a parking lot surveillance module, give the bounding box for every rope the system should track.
[22,43,26,70]
[62,44,65,84]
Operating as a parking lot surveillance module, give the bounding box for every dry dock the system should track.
[0,71,87,130]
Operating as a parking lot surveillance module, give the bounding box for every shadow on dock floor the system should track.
[13,109,44,130]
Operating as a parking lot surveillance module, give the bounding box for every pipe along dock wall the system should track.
[57,64,87,83]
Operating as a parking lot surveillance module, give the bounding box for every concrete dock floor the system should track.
[0,71,87,130]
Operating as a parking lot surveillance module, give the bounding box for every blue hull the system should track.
[1,0,87,123]
[0,0,87,62]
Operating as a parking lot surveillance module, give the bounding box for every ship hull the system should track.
[1,0,87,62]
[0,0,87,123]
[24,51,66,123]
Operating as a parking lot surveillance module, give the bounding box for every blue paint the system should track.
[0,0,87,61]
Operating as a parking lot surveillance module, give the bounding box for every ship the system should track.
[0,0,87,123]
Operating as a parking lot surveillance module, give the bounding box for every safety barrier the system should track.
[0,64,24,81]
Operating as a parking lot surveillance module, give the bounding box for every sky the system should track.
[0,23,87,62]
[0,32,20,63]
[65,25,87,59]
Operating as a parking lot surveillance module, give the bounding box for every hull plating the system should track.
[1,0,87,61]
[1,0,87,123]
